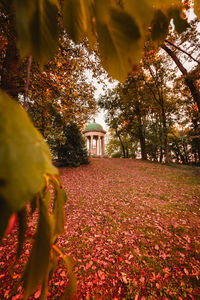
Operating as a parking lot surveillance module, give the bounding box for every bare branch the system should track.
[165,39,200,65]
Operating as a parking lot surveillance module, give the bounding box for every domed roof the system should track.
[83,121,106,133]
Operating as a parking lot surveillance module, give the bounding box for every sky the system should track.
[93,82,108,131]
[84,69,118,132]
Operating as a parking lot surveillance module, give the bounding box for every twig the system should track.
[23,55,32,110]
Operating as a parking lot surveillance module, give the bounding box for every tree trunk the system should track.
[194,150,197,165]
[153,146,157,162]
[176,143,185,164]
[0,41,21,99]
[126,146,129,158]
[192,117,200,165]
[0,6,21,99]
[137,116,147,160]
[159,146,163,163]
[174,142,185,164]
[116,130,126,158]
[139,131,147,160]
[162,44,200,112]
[173,145,180,162]
[183,144,189,164]
[161,106,170,163]
[135,102,147,160]
[198,147,200,166]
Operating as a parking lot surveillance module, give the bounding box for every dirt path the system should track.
[58,158,200,299]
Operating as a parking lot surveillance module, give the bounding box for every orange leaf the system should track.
[5,214,17,236]
[184,268,189,275]
[34,289,41,299]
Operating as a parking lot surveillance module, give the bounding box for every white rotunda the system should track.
[83,121,106,157]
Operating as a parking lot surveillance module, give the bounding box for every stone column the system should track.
[91,135,93,155]
[98,136,101,156]
[89,137,91,155]
[95,139,98,155]
[96,136,99,156]
[102,137,105,156]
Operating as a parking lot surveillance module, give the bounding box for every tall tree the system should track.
[106,129,137,158]
[55,122,89,167]
[162,43,200,111]
[99,70,150,160]
[0,1,22,98]
[142,45,178,162]
[120,73,149,160]
[173,75,200,164]
[27,37,98,144]
[161,17,200,111]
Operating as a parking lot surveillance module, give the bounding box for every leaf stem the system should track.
[52,244,65,258]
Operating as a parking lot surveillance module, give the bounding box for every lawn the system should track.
[1,158,200,299]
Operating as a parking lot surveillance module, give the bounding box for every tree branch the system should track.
[141,73,160,105]
[165,39,200,65]
[162,44,200,112]
[161,44,188,75]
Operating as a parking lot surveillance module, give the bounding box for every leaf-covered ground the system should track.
[1,158,200,299]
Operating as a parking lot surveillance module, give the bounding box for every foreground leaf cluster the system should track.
[0,91,75,298]
[14,0,197,81]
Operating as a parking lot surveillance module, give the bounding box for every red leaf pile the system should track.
[1,158,200,299]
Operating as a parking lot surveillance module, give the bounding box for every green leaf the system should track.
[0,197,12,241]
[168,8,189,34]
[23,196,51,298]
[50,246,60,278]
[124,0,154,30]
[60,256,77,299]
[60,274,77,300]
[63,0,95,48]
[194,0,200,19]
[51,177,66,239]
[151,0,182,11]
[30,197,37,215]
[0,90,58,213]
[94,0,143,81]
[63,255,74,274]
[40,266,49,300]
[63,0,87,43]
[16,208,27,259]
[14,0,59,65]
[151,10,170,41]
